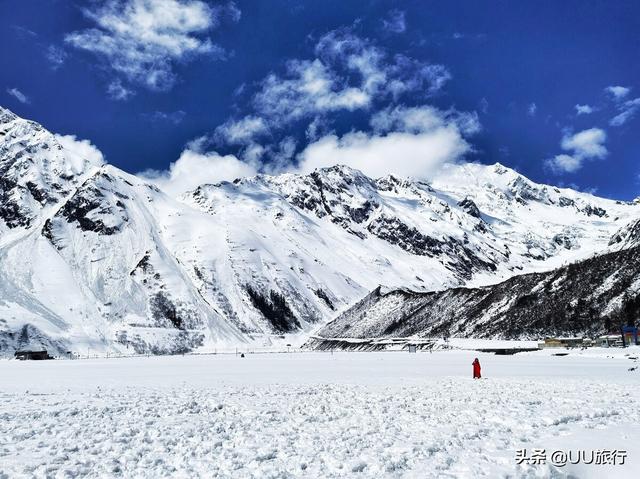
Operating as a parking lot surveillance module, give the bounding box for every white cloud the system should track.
[254,59,371,123]
[54,134,105,172]
[265,136,298,173]
[575,104,594,115]
[188,28,458,175]
[599,85,639,126]
[560,128,607,159]
[140,148,257,196]
[305,116,329,141]
[65,0,230,91]
[251,29,450,125]
[214,115,270,145]
[297,106,475,179]
[545,127,607,174]
[297,130,471,179]
[242,142,266,165]
[384,56,451,100]
[46,45,67,70]
[605,85,631,100]
[371,105,480,136]
[609,97,640,127]
[6,87,30,104]
[527,102,537,116]
[382,10,406,34]
[545,154,582,174]
[107,80,135,101]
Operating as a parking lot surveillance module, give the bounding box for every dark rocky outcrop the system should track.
[246,285,301,332]
[314,246,640,344]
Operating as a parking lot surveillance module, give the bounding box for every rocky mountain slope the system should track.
[0,106,638,354]
[311,245,640,345]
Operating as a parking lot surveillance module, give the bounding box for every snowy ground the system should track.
[1,349,639,478]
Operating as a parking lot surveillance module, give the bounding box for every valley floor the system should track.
[1,349,639,478]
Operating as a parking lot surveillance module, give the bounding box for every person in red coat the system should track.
[472,358,481,379]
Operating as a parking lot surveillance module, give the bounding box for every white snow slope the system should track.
[1,350,639,478]
[1,106,638,353]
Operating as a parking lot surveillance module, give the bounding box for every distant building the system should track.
[597,335,623,348]
[14,350,53,360]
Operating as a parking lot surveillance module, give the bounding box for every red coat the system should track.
[472,359,481,378]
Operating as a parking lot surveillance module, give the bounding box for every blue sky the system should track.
[1,0,639,199]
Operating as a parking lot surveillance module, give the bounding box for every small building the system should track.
[14,350,53,360]
[597,335,623,348]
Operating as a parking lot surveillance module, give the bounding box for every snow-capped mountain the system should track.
[609,216,640,250]
[309,244,640,346]
[0,106,637,354]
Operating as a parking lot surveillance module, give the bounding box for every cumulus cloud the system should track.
[297,130,470,180]
[371,105,480,136]
[214,115,270,145]
[140,148,257,196]
[527,102,537,117]
[6,87,30,104]
[65,0,233,92]
[297,106,476,179]
[385,56,451,100]
[609,97,640,127]
[575,104,594,115]
[382,10,406,34]
[605,85,630,100]
[546,154,582,174]
[251,28,450,125]
[560,128,607,159]
[545,127,607,174]
[186,28,462,179]
[254,59,371,123]
[54,134,105,172]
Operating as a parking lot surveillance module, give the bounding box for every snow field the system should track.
[1,351,639,478]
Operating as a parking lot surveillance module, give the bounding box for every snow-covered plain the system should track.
[1,349,639,478]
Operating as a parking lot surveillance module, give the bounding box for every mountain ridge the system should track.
[310,244,640,345]
[0,107,637,354]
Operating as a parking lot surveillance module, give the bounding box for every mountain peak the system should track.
[0,105,17,124]
[491,162,512,175]
[0,107,103,232]
[313,164,365,177]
